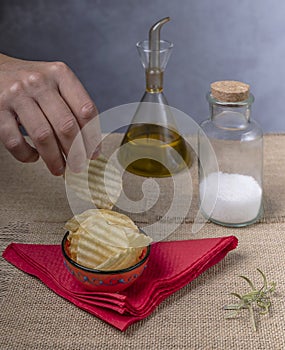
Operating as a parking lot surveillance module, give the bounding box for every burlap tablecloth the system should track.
[0,134,285,350]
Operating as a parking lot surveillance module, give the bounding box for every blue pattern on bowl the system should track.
[63,260,147,287]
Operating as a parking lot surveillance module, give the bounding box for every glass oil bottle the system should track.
[118,17,191,177]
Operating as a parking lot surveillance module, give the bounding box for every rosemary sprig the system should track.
[224,269,276,331]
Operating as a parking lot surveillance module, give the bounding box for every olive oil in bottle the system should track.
[119,123,191,177]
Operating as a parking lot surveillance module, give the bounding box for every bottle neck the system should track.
[145,68,163,93]
[208,93,254,130]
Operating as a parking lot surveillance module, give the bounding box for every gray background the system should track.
[0,0,284,132]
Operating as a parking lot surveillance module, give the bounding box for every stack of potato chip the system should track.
[65,209,152,271]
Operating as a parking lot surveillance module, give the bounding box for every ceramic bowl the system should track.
[61,231,151,292]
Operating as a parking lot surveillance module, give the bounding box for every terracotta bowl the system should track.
[61,231,151,292]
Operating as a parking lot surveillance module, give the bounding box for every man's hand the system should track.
[0,54,101,175]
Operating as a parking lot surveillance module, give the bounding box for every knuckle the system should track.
[59,116,76,136]
[9,81,25,96]
[80,101,97,120]
[5,137,22,151]
[24,72,45,89]
[48,61,69,75]
[0,81,26,108]
[33,127,53,144]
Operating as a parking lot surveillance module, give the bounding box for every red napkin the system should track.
[3,236,238,331]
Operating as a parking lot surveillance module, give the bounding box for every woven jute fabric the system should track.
[1,134,285,350]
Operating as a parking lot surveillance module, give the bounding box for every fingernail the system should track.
[54,166,65,176]
[91,148,101,160]
[70,163,87,174]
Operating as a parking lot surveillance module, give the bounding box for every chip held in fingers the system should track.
[64,153,122,210]
[64,209,152,271]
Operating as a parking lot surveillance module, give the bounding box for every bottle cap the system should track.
[211,80,250,102]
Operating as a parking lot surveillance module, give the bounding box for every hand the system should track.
[0,54,101,175]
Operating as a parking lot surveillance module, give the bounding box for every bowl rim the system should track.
[61,231,151,275]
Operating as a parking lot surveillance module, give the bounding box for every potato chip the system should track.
[65,209,98,232]
[65,154,122,210]
[65,209,152,270]
[75,229,127,268]
[67,230,79,261]
[96,247,141,271]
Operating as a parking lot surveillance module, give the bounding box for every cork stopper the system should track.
[211,80,250,102]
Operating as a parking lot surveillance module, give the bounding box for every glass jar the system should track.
[198,80,263,227]
[118,17,191,177]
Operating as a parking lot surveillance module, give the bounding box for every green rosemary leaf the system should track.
[239,275,256,290]
[225,312,239,319]
[224,304,241,310]
[268,281,276,293]
[257,268,268,290]
[230,292,243,300]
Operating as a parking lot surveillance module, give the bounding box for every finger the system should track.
[49,62,101,158]
[0,110,39,163]
[81,116,102,159]
[36,90,87,172]
[13,97,65,176]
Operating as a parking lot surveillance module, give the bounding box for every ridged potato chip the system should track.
[74,229,127,268]
[66,209,152,271]
[65,154,122,210]
[65,209,97,233]
[96,247,142,271]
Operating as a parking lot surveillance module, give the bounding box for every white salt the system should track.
[199,172,262,224]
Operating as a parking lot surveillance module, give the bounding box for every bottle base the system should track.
[202,206,263,228]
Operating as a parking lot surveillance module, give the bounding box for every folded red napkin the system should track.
[3,236,238,331]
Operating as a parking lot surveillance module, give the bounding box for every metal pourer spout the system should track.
[149,17,170,69]
[146,17,170,92]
